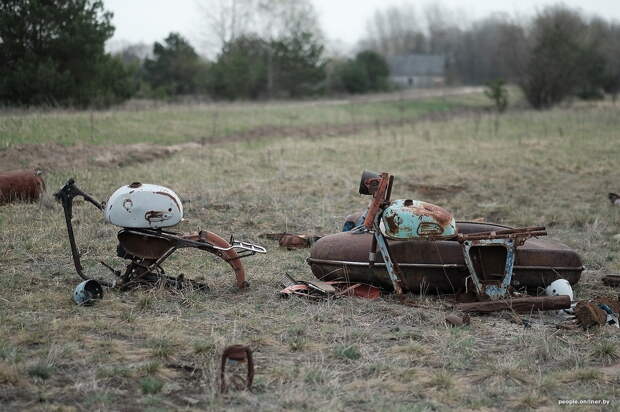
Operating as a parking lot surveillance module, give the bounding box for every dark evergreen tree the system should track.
[142,33,207,97]
[207,36,270,100]
[0,0,134,107]
[271,32,325,97]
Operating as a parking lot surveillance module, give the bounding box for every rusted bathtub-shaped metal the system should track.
[307,221,583,294]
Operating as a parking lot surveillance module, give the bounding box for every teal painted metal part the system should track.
[380,199,457,240]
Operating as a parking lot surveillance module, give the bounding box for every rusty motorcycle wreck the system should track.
[308,171,584,299]
[55,179,266,291]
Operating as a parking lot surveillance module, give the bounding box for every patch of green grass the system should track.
[141,361,161,376]
[27,363,54,380]
[192,340,215,355]
[140,376,164,394]
[148,337,175,359]
[285,327,307,352]
[572,368,604,383]
[426,371,454,391]
[590,341,619,364]
[334,344,361,361]
[96,366,133,379]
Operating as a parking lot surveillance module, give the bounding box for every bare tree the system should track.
[197,0,256,55]
[360,4,425,56]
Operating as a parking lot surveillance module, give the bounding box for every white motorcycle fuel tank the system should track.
[105,182,183,229]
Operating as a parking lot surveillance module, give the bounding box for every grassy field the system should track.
[0,89,485,148]
[1,90,619,411]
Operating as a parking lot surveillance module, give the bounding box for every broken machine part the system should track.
[55,179,266,291]
[279,273,380,300]
[308,170,583,302]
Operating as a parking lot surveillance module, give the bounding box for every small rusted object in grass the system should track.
[445,313,470,327]
[602,275,620,287]
[0,169,45,204]
[456,295,571,313]
[574,301,607,329]
[260,233,321,249]
[220,345,254,393]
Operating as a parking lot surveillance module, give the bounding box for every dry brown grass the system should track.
[1,93,619,410]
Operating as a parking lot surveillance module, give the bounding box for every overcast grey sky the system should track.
[105,0,620,53]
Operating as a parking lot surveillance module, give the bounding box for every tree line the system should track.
[1,1,619,109]
[362,3,620,108]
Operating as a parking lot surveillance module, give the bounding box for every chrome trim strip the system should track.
[306,258,584,272]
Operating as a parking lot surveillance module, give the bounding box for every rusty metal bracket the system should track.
[220,345,254,393]
[462,238,515,299]
[54,179,112,286]
[373,213,404,295]
[459,226,547,299]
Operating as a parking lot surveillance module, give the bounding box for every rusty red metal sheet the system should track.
[0,169,45,204]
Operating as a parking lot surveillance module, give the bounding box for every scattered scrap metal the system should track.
[259,232,321,249]
[0,169,45,204]
[279,274,380,300]
[220,345,254,393]
[310,171,576,301]
[55,179,266,292]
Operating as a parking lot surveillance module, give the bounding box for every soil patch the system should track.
[0,142,202,172]
[405,183,467,198]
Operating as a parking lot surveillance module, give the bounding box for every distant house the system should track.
[387,54,446,88]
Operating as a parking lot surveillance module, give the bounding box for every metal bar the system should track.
[306,258,584,272]
[307,257,464,268]
[126,229,266,254]
[373,210,403,293]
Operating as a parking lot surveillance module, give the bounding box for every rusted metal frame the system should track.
[457,226,546,242]
[462,238,516,299]
[307,257,464,268]
[220,345,254,393]
[129,228,266,256]
[120,229,262,269]
[373,212,404,294]
[363,172,392,230]
[54,179,112,287]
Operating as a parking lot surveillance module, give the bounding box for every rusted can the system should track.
[0,169,45,204]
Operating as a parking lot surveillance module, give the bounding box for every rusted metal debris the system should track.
[563,297,620,329]
[0,169,45,204]
[602,275,620,287]
[55,179,266,291]
[259,233,321,250]
[220,345,254,393]
[458,227,547,300]
[445,313,471,327]
[279,274,380,300]
[456,295,571,314]
[574,302,608,329]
